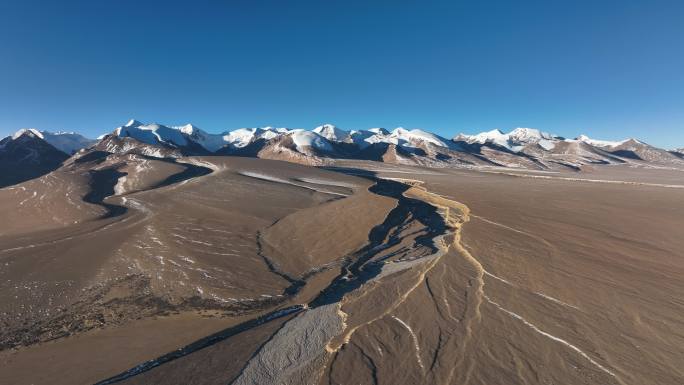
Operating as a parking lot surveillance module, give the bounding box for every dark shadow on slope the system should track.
[0,165,63,189]
[0,134,69,188]
[83,168,128,218]
[73,150,111,165]
[610,150,642,160]
[93,306,304,385]
[546,160,582,172]
[81,156,213,219]
[150,159,213,189]
[668,151,684,159]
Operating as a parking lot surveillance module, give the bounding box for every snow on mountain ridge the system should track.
[349,129,388,149]
[460,129,510,148]
[176,124,200,135]
[115,120,189,148]
[508,128,558,142]
[171,124,228,152]
[457,128,565,152]
[125,119,143,127]
[312,124,350,142]
[12,128,44,140]
[575,134,629,148]
[288,130,333,152]
[222,127,287,149]
[386,127,459,150]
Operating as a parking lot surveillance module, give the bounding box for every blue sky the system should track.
[1,0,682,148]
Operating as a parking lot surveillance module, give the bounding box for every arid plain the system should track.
[0,155,682,385]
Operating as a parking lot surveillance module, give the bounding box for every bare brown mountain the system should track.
[606,138,684,164]
[93,134,185,159]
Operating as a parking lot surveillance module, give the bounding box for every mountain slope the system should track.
[0,130,70,187]
[606,139,683,164]
[312,124,351,142]
[41,131,96,154]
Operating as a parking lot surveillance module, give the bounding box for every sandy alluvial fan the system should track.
[0,121,683,385]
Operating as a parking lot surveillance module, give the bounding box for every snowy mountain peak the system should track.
[456,128,559,151]
[313,123,337,131]
[507,128,559,150]
[219,127,285,150]
[388,127,452,148]
[114,121,188,148]
[614,138,650,149]
[460,129,509,147]
[221,128,256,149]
[288,130,333,152]
[508,127,555,141]
[12,128,44,140]
[313,124,350,141]
[177,124,199,135]
[125,119,143,127]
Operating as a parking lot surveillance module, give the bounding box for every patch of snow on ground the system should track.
[238,171,349,196]
[113,175,127,195]
[295,177,358,188]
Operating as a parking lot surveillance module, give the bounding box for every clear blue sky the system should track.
[1,0,682,148]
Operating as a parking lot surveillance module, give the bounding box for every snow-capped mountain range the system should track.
[108,119,459,154]
[2,120,683,176]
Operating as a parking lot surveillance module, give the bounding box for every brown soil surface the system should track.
[2,158,682,385]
